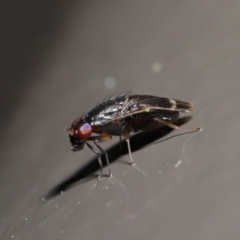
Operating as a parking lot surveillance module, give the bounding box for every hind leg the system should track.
[152,118,201,131]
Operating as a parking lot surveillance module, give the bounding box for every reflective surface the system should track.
[1,1,240,240]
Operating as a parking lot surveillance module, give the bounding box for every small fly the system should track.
[67,92,201,178]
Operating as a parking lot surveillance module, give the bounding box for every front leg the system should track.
[85,142,103,179]
[89,133,113,178]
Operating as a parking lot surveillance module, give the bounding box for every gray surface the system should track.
[1,1,240,239]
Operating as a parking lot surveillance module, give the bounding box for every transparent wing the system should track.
[114,95,194,120]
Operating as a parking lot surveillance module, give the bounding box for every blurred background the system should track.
[1,1,240,239]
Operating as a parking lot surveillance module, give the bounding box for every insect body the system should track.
[67,92,200,178]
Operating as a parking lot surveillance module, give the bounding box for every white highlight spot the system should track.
[170,98,177,107]
[175,160,182,168]
[151,62,163,73]
[104,77,117,89]
[105,201,112,207]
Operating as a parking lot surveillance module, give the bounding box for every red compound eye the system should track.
[76,123,92,140]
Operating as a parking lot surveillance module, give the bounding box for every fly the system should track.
[67,92,201,179]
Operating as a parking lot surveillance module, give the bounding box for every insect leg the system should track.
[94,142,112,178]
[85,142,103,179]
[122,128,135,165]
[119,135,124,150]
[88,134,113,178]
[154,118,201,131]
[126,138,135,165]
